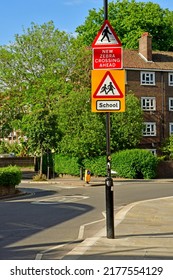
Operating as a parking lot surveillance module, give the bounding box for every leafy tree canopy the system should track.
[111,92,144,151]
[58,90,143,158]
[0,22,91,154]
[161,135,173,160]
[76,0,173,50]
[0,20,144,163]
[58,89,106,159]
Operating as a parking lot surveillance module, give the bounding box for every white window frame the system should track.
[169,123,173,135]
[143,122,156,136]
[168,73,173,86]
[169,98,173,111]
[141,97,156,111]
[141,71,155,85]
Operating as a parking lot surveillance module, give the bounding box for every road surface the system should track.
[0,180,173,259]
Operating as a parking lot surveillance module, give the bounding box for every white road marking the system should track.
[31,195,89,205]
[63,228,106,260]
[35,243,73,260]
[78,213,106,240]
[35,213,105,260]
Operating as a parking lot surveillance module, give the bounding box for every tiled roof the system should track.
[124,49,173,71]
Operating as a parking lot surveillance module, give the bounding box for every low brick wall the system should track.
[157,161,173,178]
[0,186,16,197]
[0,157,34,168]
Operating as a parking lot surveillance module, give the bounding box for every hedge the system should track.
[54,154,80,176]
[55,154,107,177]
[0,165,22,187]
[83,156,107,176]
[54,149,158,179]
[111,149,158,179]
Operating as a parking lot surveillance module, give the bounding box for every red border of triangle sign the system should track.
[91,20,125,113]
[92,20,123,70]
[93,71,124,99]
[92,20,122,48]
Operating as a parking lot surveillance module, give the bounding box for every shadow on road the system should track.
[0,196,94,259]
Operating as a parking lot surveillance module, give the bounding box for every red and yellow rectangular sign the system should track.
[91,70,125,113]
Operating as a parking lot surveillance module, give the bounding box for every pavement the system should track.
[54,177,173,260]
[63,195,173,260]
[4,175,173,260]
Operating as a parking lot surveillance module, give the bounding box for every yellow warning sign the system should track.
[91,70,125,113]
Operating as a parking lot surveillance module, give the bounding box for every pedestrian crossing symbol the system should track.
[93,71,124,98]
[92,20,122,48]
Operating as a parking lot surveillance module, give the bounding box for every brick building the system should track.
[124,32,173,154]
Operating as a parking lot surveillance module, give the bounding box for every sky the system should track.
[0,0,173,46]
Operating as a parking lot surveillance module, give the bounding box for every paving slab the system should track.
[63,197,173,260]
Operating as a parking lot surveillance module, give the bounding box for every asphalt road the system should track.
[1,180,173,260]
[114,181,173,206]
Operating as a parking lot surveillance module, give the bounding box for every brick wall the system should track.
[157,161,173,178]
[126,70,173,150]
[0,157,34,168]
[0,186,16,196]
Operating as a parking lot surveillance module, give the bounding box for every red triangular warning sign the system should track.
[93,71,124,99]
[92,20,122,48]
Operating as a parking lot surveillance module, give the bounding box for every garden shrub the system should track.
[0,165,22,187]
[111,149,158,179]
[55,154,80,176]
[54,150,158,179]
[83,156,107,176]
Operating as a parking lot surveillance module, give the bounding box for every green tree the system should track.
[58,89,106,159]
[58,91,143,158]
[0,22,80,174]
[0,20,144,170]
[0,22,94,174]
[111,92,144,151]
[76,0,173,50]
[161,135,173,160]
[0,21,73,117]
[21,109,61,175]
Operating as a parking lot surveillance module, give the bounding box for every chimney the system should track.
[139,32,152,61]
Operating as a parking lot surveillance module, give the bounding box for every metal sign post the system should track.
[104,0,114,239]
[91,0,124,238]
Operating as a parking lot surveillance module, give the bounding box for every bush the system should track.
[55,154,80,176]
[54,154,107,177]
[83,156,107,176]
[54,150,158,179]
[0,165,22,187]
[111,149,158,179]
